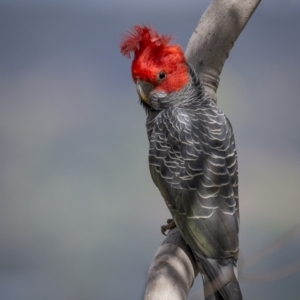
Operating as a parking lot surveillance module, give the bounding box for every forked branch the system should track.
[143,1,261,299]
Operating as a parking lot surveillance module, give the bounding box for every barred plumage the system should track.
[120,25,242,300]
[147,65,241,300]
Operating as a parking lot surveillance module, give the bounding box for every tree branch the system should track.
[143,1,261,299]
[143,228,198,300]
[185,0,261,103]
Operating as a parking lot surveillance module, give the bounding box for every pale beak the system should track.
[136,79,154,103]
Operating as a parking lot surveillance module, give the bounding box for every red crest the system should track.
[120,25,172,59]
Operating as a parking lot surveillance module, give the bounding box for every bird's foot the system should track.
[161,218,176,236]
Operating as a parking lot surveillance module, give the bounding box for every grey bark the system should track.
[144,228,198,300]
[143,0,261,299]
[185,0,261,104]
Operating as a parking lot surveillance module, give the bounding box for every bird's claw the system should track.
[161,218,176,236]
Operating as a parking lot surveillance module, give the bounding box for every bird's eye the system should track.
[157,71,166,81]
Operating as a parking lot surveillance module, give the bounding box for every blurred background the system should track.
[0,0,300,299]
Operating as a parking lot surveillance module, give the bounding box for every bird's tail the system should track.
[196,256,243,300]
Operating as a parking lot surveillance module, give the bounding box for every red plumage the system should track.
[119,25,188,93]
[120,25,172,59]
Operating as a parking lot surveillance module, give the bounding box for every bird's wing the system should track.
[148,105,239,259]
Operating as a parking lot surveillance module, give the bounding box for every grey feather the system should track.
[145,64,242,300]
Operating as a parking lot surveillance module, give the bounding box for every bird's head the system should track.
[120,25,189,110]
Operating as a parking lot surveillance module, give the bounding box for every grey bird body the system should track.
[146,65,242,300]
